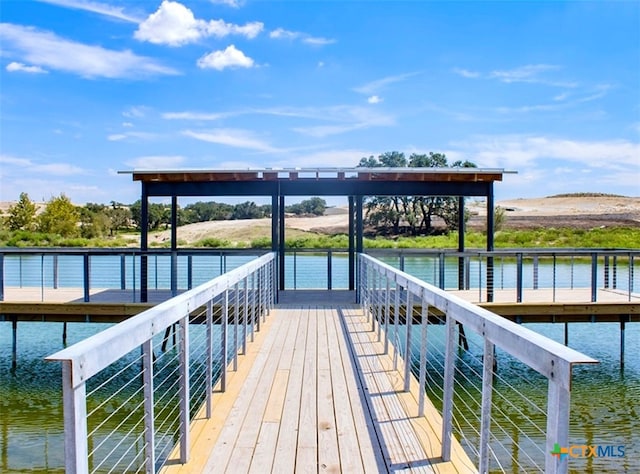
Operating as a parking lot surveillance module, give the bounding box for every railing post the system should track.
[234,281,240,371]
[83,254,90,302]
[403,291,413,392]
[393,281,401,371]
[142,339,155,473]
[120,254,126,290]
[243,276,250,348]
[221,289,229,391]
[479,339,495,473]
[591,253,598,302]
[441,311,456,462]
[438,252,445,289]
[327,249,332,290]
[205,300,213,417]
[552,254,557,302]
[293,251,297,290]
[188,255,193,290]
[179,315,190,463]
[418,300,428,416]
[384,278,391,355]
[516,253,523,303]
[371,268,380,331]
[61,361,89,474]
[604,255,610,289]
[546,375,571,474]
[0,253,4,301]
[53,254,59,289]
[171,250,178,296]
[533,255,539,290]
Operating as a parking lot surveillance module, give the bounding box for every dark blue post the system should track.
[53,254,58,289]
[140,185,149,303]
[120,254,126,290]
[348,196,355,291]
[516,253,523,303]
[0,254,4,301]
[83,254,90,302]
[171,196,178,296]
[591,253,598,302]
[327,250,332,290]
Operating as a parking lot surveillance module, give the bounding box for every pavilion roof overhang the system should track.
[121,167,511,198]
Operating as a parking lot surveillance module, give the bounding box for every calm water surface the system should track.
[1,320,638,473]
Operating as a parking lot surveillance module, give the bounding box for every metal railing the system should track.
[0,248,268,302]
[46,253,276,473]
[368,248,639,302]
[359,254,598,474]
[1,247,637,302]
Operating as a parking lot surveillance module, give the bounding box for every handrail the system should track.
[1,247,637,301]
[46,252,276,473]
[358,254,598,474]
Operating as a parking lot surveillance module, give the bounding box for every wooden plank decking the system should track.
[161,294,476,473]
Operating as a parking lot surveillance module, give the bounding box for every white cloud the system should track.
[0,23,178,78]
[37,0,143,23]
[455,64,578,88]
[135,1,263,46]
[207,19,263,39]
[107,131,157,141]
[302,36,336,46]
[0,153,86,176]
[453,68,480,78]
[6,61,48,74]
[122,106,148,118]
[197,45,254,70]
[291,105,395,137]
[183,128,277,152]
[449,134,640,170]
[126,155,186,169]
[209,0,244,7]
[489,64,559,83]
[270,28,335,46]
[367,95,382,104]
[354,72,419,95]
[163,111,229,120]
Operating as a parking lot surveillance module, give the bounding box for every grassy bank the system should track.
[1,227,638,249]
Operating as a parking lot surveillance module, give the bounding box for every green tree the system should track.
[286,197,327,216]
[106,202,132,236]
[6,192,37,231]
[38,194,79,237]
[359,152,477,235]
[231,201,263,220]
[129,201,169,231]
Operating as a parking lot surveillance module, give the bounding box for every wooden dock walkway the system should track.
[161,292,475,473]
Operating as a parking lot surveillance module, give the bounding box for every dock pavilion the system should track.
[122,167,508,300]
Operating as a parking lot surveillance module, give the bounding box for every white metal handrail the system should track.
[46,252,276,473]
[358,253,598,474]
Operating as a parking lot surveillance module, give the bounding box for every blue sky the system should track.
[1,0,639,206]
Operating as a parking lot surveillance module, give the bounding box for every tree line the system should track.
[2,193,328,238]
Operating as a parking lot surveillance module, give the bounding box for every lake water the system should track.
[1,254,638,472]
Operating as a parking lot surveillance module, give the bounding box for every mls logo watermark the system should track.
[551,443,625,459]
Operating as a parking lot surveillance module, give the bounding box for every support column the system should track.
[278,195,286,290]
[355,195,364,254]
[458,196,465,290]
[348,196,355,290]
[271,193,280,300]
[486,185,495,302]
[140,184,149,303]
[170,196,178,296]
